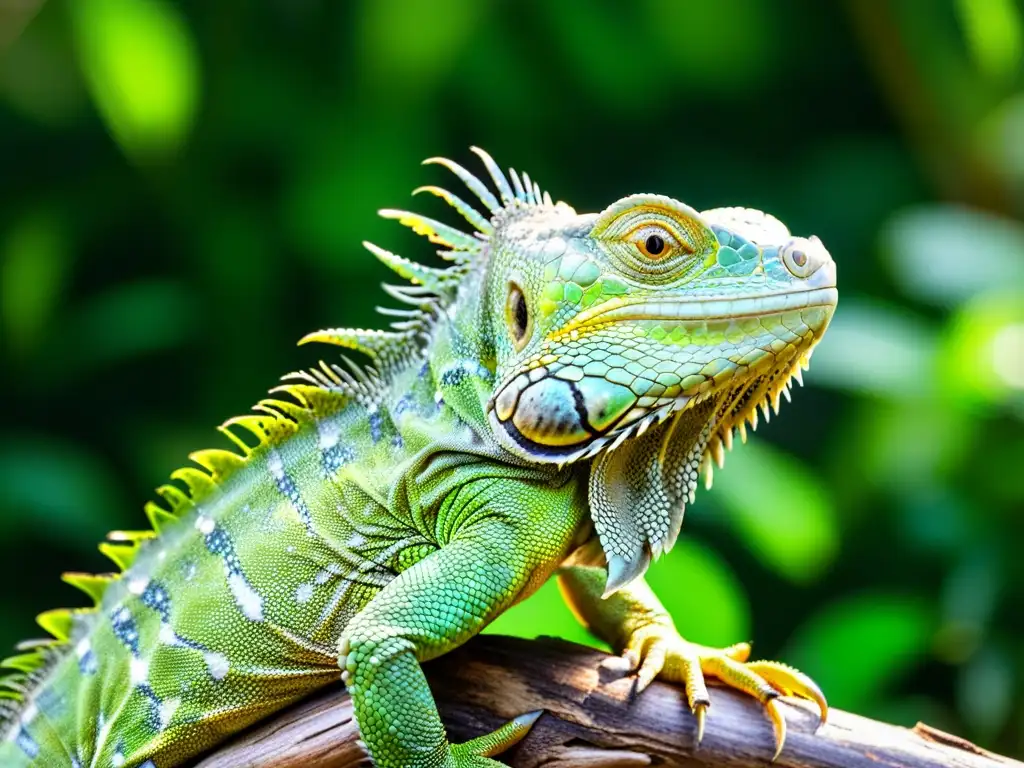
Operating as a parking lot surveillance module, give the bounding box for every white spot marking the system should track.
[267,449,285,478]
[317,418,341,449]
[21,703,37,723]
[205,652,229,681]
[112,751,125,767]
[295,583,313,604]
[130,657,149,686]
[159,623,179,645]
[347,532,366,549]
[314,562,343,586]
[228,572,264,621]
[195,515,215,535]
[184,562,197,582]
[159,697,181,729]
[74,638,90,659]
[127,576,149,596]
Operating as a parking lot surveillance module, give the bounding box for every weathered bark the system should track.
[192,636,1021,768]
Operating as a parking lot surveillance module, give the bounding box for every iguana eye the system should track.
[506,282,531,350]
[631,225,685,261]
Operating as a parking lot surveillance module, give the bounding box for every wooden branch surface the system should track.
[192,636,1021,768]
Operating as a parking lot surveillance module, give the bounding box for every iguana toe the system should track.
[621,624,827,760]
[448,710,543,767]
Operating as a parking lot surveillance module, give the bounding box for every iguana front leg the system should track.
[340,478,583,768]
[558,563,827,759]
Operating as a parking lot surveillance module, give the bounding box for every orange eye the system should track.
[631,225,685,261]
[642,234,665,257]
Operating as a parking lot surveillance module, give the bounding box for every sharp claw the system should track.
[766,698,786,762]
[747,660,828,727]
[694,702,707,747]
[462,710,545,758]
[513,710,544,729]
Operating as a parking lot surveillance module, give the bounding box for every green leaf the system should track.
[487,540,748,652]
[978,92,1024,179]
[648,539,750,647]
[957,643,1014,738]
[806,298,938,399]
[640,0,777,93]
[938,290,1024,411]
[783,593,933,714]
[883,206,1024,308]
[484,577,606,650]
[356,0,487,98]
[70,0,200,161]
[1,209,67,356]
[953,0,1023,83]
[712,440,839,583]
[836,399,976,501]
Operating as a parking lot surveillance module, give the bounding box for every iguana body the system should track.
[1,149,837,768]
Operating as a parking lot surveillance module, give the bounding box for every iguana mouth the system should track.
[556,286,838,337]
[488,354,808,467]
[487,288,835,467]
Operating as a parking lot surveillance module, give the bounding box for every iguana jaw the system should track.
[486,284,836,467]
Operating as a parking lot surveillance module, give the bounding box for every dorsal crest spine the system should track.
[0,148,557,726]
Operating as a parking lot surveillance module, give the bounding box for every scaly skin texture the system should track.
[0,148,837,767]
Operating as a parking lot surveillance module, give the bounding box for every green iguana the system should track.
[0,148,837,768]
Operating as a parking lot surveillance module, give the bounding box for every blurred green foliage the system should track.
[1,0,1023,755]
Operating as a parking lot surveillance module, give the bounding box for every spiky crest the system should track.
[303,148,558,381]
[2,149,558,722]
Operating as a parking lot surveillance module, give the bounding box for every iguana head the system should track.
[478,185,836,589]
[484,195,836,459]
[363,149,837,592]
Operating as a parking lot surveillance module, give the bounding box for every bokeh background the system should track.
[2,0,1023,755]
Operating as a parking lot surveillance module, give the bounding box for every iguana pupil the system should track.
[645,234,665,255]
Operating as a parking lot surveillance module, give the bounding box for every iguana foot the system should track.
[446,710,543,767]
[619,624,827,760]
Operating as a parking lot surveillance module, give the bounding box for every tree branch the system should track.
[192,636,1021,768]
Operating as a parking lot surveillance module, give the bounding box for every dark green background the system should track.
[2,0,1023,755]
